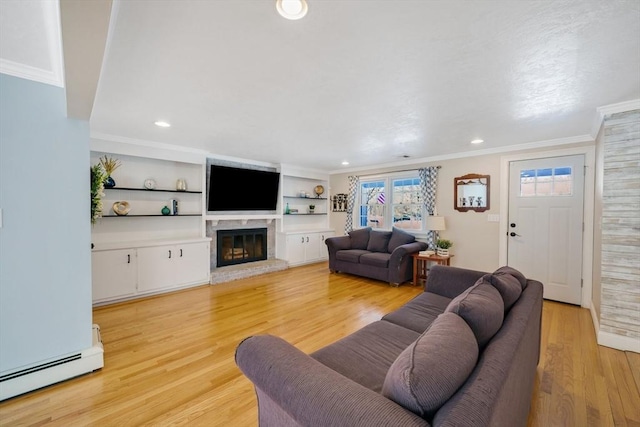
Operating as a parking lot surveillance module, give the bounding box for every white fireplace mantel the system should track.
[205,214,279,226]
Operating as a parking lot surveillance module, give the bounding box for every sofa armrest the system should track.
[325,235,352,251]
[425,265,487,298]
[389,241,427,263]
[235,335,428,427]
[387,241,427,285]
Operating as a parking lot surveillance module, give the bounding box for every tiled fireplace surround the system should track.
[206,219,287,284]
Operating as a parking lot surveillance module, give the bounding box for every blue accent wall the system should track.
[0,74,92,372]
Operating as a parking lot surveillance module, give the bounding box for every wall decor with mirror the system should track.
[454,174,490,212]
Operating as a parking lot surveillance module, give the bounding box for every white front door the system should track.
[507,155,585,304]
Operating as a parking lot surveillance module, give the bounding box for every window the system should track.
[520,167,573,197]
[358,174,423,231]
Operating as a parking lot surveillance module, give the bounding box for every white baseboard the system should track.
[0,325,104,401]
[590,302,640,353]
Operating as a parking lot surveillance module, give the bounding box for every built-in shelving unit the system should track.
[90,148,210,305]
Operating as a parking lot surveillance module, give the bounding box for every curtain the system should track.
[419,167,439,249]
[345,175,359,234]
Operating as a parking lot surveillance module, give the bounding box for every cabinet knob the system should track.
[306,236,309,243]
[127,254,130,264]
[180,249,183,257]
[168,250,172,259]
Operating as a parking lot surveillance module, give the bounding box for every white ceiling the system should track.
[3,1,640,173]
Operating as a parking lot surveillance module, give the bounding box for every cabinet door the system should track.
[286,234,307,266]
[174,242,210,286]
[92,249,137,302]
[317,231,334,261]
[304,233,322,262]
[137,245,176,292]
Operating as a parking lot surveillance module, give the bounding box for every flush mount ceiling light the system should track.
[276,0,308,20]
[154,121,171,128]
[470,139,484,144]
[341,161,349,166]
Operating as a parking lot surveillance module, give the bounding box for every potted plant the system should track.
[99,155,121,188]
[308,204,316,214]
[436,239,453,257]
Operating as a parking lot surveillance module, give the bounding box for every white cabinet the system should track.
[91,239,211,305]
[91,249,137,302]
[282,230,334,266]
[137,242,210,293]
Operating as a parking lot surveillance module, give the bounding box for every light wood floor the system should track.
[1,262,638,426]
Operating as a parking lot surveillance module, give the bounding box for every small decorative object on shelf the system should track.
[314,185,325,198]
[285,202,290,214]
[99,155,121,188]
[176,178,187,191]
[332,193,348,212]
[112,201,131,216]
[170,199,179,215]
[308,204,315,214]
[144,178,156,190]
[436,239,453,257]
[161,206,171,215]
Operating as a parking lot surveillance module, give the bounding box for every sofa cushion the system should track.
[359,252,391,268]
[335,249,369,263]
[484,272,523,311]
[367,230,392,253]
[382,312,479,418]
[382,292,452,333]
[387,227,416,252]
[348,227,371,250]
[494,265,528,289]
[445,280,504,348]
[311,320,421,392]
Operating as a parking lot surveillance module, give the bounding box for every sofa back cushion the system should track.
[494,265,528,289]
[348,227,371,250]
[367,230,392,253]
[382,312,478,419]
[387,227,416,252]
[484,271,523,311]
[445,280,504,348]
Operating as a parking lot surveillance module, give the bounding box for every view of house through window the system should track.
[520,167,573,197]
[358,175,423,231]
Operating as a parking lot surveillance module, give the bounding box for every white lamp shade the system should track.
[426,216,446,231]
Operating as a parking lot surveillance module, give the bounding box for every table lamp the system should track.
[425,216,446,249]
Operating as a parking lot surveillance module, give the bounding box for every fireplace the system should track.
[216,228,267,267]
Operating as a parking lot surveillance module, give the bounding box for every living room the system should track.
[0,1,638,425]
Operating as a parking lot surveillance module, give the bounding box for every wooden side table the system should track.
[411,253,453,287]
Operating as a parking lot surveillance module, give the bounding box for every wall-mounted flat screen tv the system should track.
[208,165,280,211]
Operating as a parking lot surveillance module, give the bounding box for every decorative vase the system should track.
[176,179,187,191]
[161,206,170,215]
[437,248,449,257]
[104,176,116,188]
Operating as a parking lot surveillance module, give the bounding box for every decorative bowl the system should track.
[113,201,131,216]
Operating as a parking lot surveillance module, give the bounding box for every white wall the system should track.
[0,74,92,373]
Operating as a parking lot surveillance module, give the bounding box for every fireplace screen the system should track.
[216,228,267,267]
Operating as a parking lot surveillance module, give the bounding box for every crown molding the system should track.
[591,99,640,138]
[0,58,64,88]
[330,134,594,175]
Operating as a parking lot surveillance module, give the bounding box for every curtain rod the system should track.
[355,165,441,178]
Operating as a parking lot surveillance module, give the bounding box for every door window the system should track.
[520,167,573,197]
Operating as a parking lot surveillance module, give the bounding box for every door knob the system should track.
[509,232,521,237]
[510,223,516,228]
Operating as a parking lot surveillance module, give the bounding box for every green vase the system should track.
[161,206,170,215]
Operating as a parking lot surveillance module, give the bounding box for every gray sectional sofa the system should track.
[235,265,544,427]
[325,227,428,286]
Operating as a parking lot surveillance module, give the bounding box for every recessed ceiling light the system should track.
[276,0,308,20]
[154,121,171,128]
[470,139,484,144]
[341,161,349,166]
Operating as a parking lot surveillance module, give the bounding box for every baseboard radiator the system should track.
[0,324,104,401]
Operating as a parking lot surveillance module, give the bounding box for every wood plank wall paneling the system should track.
[0,264,639,426]
[600,110,640,341]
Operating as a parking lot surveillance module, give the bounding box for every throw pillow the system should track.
[387,227,416,252]
[494,266,528,289]
[348,227,371,250]
[367,230,392,253]
[484,272,523,311]
[382,312,479,418]
[445,280,504,348]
